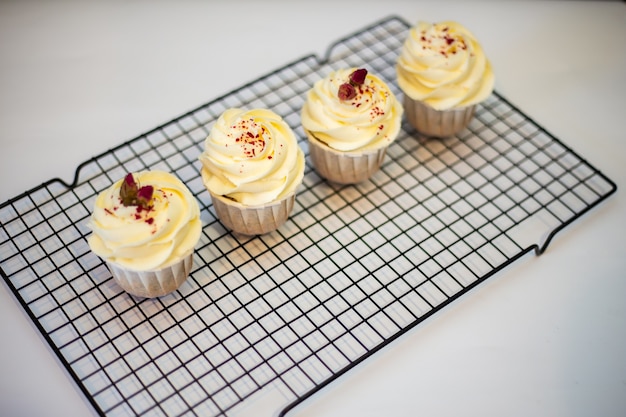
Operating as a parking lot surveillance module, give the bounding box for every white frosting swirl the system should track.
[396,21,495,110]
[87,171,202,271]
[199,108,305,206]
[301,68,403,152]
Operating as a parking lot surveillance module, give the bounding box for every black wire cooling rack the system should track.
[0,15,617,417]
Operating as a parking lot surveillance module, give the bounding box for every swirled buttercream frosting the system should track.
[199,108,305,206]
[396,21,494,110]
[301,68,403,152]
[88,171,202,271]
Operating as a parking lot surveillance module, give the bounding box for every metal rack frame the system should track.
[0,15,617,417]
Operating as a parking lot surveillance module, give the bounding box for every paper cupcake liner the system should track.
[106,253,193,298]
[210,191,295,236]
[305,131,387,184]
[403,96,475,138]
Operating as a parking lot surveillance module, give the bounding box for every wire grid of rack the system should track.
[0,15,617,417]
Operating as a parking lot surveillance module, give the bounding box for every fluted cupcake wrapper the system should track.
[210,191,295,236]
[404,96,475,138]
[106,253,193,298]
[305,131,387,184]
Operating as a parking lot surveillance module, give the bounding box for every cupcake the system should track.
[396,21,495,137]
[87,171,202,298]
[301,67,403,184]
[199,108,305,235]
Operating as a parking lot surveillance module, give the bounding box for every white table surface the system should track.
[1,1,625,417]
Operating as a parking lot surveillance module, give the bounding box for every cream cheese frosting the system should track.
[396,21,494,111]
[199,108,305,206]
[301,68,403,152]
[88,171,202,271]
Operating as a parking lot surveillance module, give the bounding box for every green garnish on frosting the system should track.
[120,173,154,209]
[338,68,368,101]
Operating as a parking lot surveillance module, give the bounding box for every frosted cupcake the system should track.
[87,171,202,298]
[301,68,403,184]
[396,21,494,137]
[199,108,305,235]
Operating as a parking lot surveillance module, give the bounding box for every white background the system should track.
[1,1,625,417]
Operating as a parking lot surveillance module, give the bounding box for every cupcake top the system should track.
[301,68,403,152]
[88,171,202,271]
[396,21,494,110]
[199,108,305,206]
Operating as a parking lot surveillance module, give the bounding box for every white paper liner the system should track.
[210,191,295,236]
[305,131,387,184]
[106,253,193,298]
[403,95,475,137]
